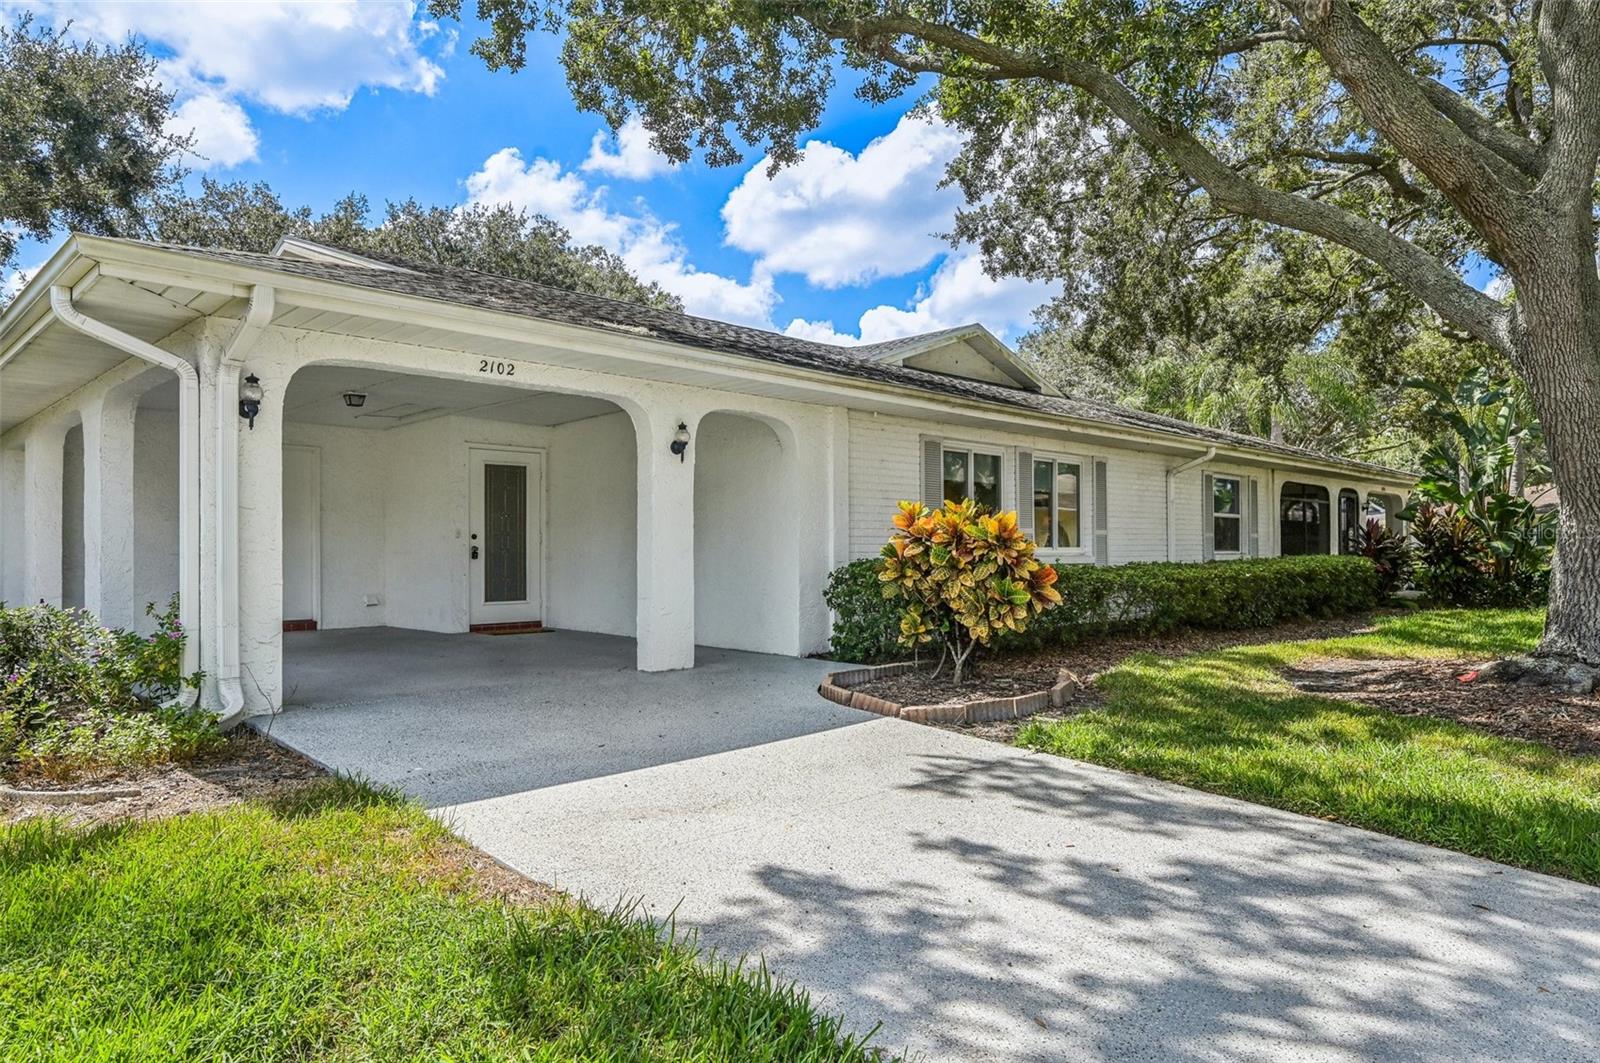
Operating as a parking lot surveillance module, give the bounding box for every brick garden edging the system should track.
[818,661,1081,726]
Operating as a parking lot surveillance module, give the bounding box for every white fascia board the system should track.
[0,238,100,366]
[75,236,1414,486]
[272,236,410,272]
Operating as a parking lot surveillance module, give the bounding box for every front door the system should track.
[468,448,543,626]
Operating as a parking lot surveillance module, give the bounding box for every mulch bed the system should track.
[1,731,326,829]
[854,611,1401,710]
[1284,657,1600,756]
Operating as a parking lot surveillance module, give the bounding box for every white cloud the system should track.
[782,318,865,346]
[582,117,677,181]
[166,95,260,168]
[17,1,446,170]
[722,114,966,288]
[785,249,1053,346]
[2,259,42,306]
[464,148,776,327]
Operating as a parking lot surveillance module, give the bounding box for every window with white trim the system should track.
[1213,475,1242,553]
[942,447,1002,509]
[1032,458,1082,549]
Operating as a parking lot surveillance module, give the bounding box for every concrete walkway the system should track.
[267,628,1600,1062]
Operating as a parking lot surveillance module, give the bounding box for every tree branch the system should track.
[1405,34,1528,127]
[797,9,1514,354]
[1215,29,1303,56]
[1289,147,1428,202]
[1416,79,1542,177]
[1283,0,1542,258]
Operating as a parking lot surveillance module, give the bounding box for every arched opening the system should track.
[132,382,182,633]
[276,364,638,640]
[693,411,796,655]
[61,419,85,608]
[1337,488,1361,554]
[0,444,23,604]
[1280,482,1331,556]
[1367,491,1408,535]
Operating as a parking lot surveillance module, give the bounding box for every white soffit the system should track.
[281,364,622,429]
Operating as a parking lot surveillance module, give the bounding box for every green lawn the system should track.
[0,778,889,1062]
[1017,608,1600,883]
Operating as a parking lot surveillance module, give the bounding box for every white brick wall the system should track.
[844,410,1393,565]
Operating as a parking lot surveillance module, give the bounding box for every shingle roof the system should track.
[118,238,1410,480]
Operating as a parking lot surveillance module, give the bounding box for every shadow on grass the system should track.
[0,816,139,872]
[1018,622,1600,883]
[265,773,409,820]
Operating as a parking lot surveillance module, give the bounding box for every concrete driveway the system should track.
[267,628,1600,1062]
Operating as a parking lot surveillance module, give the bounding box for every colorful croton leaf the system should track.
[876,499,1061,685]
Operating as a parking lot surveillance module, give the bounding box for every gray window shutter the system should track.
[1093,458,1110,565]
[922,438,944,508]
[1201,471,1216,561]
[1247,477,1261,556]
[1016,450,1034,536]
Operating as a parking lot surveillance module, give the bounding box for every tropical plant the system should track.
[1408,503,1495,605]
[1354,519,1415,595]
[877,500,1061,685]
[1401,370,1551,603]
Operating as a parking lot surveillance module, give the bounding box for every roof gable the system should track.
[856,325,1059,396]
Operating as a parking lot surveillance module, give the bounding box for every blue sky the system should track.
[4,0,1057,344]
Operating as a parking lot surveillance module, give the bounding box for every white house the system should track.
[0,235,1414,719]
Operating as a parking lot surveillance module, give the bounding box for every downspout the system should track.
[1165,446,1217,562]
[49,285,201,707]
[213,286,275,727]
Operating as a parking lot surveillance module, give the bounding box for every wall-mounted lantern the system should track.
[342,391,367,408]
[669,422,690,462]
[239,373,264,429]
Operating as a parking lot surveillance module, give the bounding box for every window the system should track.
[1033,458,1081,548]
[1213,476,1242,553]
[941,446,1002,509]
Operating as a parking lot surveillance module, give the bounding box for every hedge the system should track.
[823,554,1382,663]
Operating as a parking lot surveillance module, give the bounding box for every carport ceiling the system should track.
[280,366,623,429]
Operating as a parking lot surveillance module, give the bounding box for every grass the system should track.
[1017,608,1600,883]
[0,777,890,1061]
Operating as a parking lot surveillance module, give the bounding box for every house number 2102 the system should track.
[477,359,516,377]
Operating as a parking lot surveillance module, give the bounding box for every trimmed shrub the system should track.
[824,554,1381,661]
[823,559,905,664]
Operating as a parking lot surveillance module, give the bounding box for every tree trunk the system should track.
[1512,255,1600,667]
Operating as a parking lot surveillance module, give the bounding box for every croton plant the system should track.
[878,499,1062,686]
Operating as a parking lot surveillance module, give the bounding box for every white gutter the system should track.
[213,285,276,727]
[1166,446,1217,562]
[48,284,201,706]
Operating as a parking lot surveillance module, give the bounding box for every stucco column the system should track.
[22,421,69,606]
[79,393,139,626]
[236,366,286,713]
[634,408,698,671]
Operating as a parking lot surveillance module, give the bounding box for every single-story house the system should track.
[0,235,1415,718]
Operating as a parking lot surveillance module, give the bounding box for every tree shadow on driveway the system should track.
[690,747,1600,1062]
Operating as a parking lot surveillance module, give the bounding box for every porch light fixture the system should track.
[342,391,367,408]
[669,422,690,462]
[239,373,264,429]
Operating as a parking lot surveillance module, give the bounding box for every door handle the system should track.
[470,545,480,560]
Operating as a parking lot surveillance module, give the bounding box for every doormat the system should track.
[470,622,547,636]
